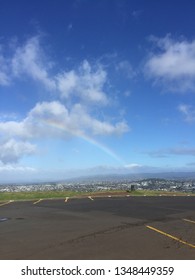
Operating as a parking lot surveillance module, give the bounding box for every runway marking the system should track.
[33,199,43,205]
[0,200,13,207]
[146,225,195,249]
[65,197,69,203]
[183,218,195,225]
[88,196,94,201]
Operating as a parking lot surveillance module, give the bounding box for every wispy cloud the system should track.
[186,162,195,166]
[0,70,10,86]
[1,36,56,90]
[12,36,56,90]
[67,23,73,30]
[0,53,11,85]
[147,147,195,158]
[131,10,143,20]
[144,35,195,92]
[178,104,195,122]
[115,60,136,79]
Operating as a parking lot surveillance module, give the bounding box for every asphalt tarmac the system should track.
[0,196,195,259]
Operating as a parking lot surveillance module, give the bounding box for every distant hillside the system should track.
[63,171,195,183]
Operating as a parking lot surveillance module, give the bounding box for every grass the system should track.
[0,189,194,202]
[126,190,194,196]
[0,190,79,202]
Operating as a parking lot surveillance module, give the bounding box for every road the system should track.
[0,196,195,259]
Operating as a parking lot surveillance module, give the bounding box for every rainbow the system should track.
[78,133,125,164]
[43,119,125,165]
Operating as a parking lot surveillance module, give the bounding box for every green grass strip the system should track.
[0,189,194,202]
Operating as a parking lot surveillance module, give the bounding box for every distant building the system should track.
[130,184,135,191]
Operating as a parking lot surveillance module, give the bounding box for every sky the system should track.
[0,0,195,183]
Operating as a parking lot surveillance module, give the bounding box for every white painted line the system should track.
[33,199,43,205]
[183,218,195,224]
[0,200,13,207]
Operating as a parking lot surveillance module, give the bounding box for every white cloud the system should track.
[12,36,56,90]
[27,101,80,137]
[0,164,35,172]
[0,36,56,89]
[0,100,129,160]
[124,163,142,169]
[30,100,68,119]
[0,139,36,164]
[116,60,136,79]
[32,101,129,136]
[57,70,77,98]
[56,60,108,104]
[0,54,10,85]
[70,103,129,135]
[178,104,195,122]
[0,120,28,139]
[0,71,10,86]
[145,35,195,92]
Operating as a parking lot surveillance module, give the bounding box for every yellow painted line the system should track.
[65,197,69,203]
[88,196,94,201]
[146,225,195,249]
[183,218,195,225]
[33,199,43,205]
[0,200,13,207]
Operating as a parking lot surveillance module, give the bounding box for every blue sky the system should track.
[0,0,195,182]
